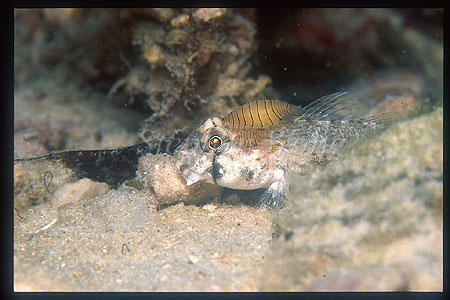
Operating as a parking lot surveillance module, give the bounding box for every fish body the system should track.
[174,92,396,208]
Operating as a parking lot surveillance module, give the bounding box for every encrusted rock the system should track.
[137,154,222,206]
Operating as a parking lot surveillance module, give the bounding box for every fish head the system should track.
[174,117,231,186]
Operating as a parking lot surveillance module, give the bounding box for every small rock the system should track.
[171,14,189,28]
[144,44,165,68]
[202,204,217,212]
[189,255,200,264]
[138,154,222,206]
[51,178,109,208]
[193,8,227,22]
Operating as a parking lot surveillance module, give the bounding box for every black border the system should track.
[3,1,447,299]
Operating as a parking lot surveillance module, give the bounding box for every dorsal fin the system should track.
[223,100,298,129]
[298,91,363,121]
[223,99,299,148]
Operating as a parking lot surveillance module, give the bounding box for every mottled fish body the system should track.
[175,92,400,208]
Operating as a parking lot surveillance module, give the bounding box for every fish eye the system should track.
[208,135,222,150]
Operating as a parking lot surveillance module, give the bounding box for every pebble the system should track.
[51,178,109,208]
[171,14,189,27]
[203,204,217,212]
[189,255,200,264]
[193,8,227,22]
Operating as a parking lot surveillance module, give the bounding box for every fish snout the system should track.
[178,163,201,186]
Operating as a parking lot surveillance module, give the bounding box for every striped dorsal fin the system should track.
[223,100,297,129]
[223,100,298,147]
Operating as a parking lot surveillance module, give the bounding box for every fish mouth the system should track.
[179,164,201,186]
